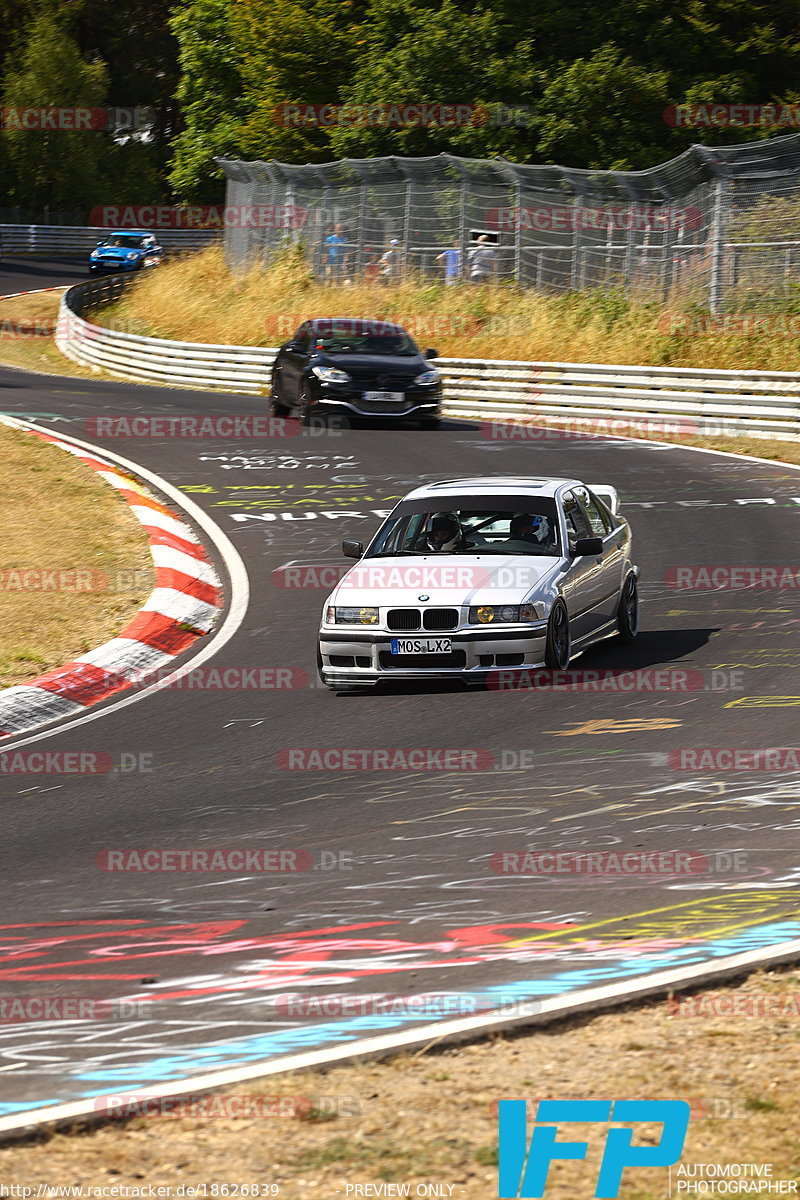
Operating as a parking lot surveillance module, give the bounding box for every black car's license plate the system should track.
[390,637,452,654]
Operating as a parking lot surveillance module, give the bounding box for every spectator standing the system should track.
[378,238,402,284]
[436,239,461,284]
[324,223,347,279]
[467,234,496,284]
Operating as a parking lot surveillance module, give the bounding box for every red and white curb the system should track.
[0,418,223,737]
[0,286,68,301]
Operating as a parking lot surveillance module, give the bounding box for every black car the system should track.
[268,318,443,427]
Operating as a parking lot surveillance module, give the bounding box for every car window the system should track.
[366,507,559,556]
[562,490,591,548]
[293,324,312,352]
[574,486,611,535]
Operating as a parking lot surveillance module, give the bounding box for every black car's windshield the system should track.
[314,332,417,356]
[366,506,561,557]
[98,236,147,249]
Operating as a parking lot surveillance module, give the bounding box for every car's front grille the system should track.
[355,399,412,413]
[387,608,421,631]
[379,650,467,670]
[422,608,459,631]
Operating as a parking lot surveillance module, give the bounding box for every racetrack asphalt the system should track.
[1,259,799,1118]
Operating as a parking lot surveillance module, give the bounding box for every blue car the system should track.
[89,231,163,274]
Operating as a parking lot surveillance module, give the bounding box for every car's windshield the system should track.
[366,506,561,556]
[98,236,147,249]
[313,332,417,356]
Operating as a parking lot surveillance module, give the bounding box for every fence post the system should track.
[570,197,583,290]
[709,177,729,315]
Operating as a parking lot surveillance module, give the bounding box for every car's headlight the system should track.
[413,370,440,386]
[126,252,138,260]
[469,603,543,624]
[312,366,350,384]
[327,605,379,624]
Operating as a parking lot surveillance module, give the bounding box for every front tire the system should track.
[269,373,290,416]
[617,572,639,643]
[298,381,316,427]
[544,601,571,670]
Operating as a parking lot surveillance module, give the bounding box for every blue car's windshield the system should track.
[97,236,147,249]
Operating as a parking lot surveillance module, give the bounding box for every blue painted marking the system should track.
[74,919,800,1085]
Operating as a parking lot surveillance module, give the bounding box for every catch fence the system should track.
[217,135,800,311]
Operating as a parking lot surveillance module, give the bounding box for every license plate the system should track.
[390,637,452,655]
[362,391,404,403]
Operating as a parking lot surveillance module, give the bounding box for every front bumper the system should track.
[310,383,442,419]
[89,260,140,273]
[318,623,549,684]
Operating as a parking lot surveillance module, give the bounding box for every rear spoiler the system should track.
[589,485,620,515]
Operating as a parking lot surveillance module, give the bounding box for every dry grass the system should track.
[0,424,153,687]
[1,966,798,1197]
[0,292,101,380]
[101,243,800,372]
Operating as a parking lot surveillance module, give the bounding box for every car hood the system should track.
[314,352,427,376]
[331,552,564,607]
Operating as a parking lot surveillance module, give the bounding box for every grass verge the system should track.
[0,291,101,380]
[0,965,798,1197]
[100,243,800,372]
[0,424,153,687]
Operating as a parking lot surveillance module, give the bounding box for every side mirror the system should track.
[342,540,363,559]
[573,536,603,557]
[424,348,438,359]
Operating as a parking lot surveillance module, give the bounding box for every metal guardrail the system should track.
[0,224,220,256]
[55,280,800,438]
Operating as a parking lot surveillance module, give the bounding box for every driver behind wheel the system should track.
[423,512,472,552]
[509,513,550,546]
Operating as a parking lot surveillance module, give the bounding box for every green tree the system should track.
[232,0,370,163]
[2,10,110,210]
[168,0,248,200]
[533,45,670,170]
[328,0,537,160]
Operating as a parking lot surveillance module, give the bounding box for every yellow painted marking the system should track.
[507,892,798,947]
[545,717,683,736]
[724,696,800,708]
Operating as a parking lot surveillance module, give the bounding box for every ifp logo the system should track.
[498,1099,690,1197]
